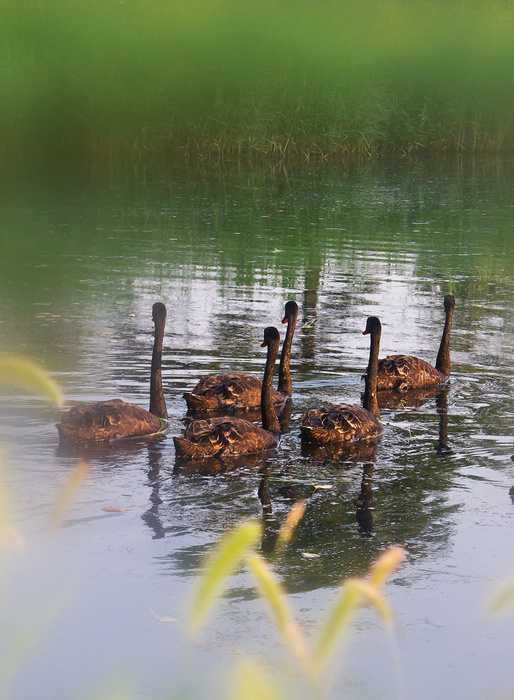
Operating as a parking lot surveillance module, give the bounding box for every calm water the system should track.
[1,158,513,700]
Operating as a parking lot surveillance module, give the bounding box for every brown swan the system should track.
[183,300,298,413]
[375,295,455,391]
[174,326,281,458]
[56,302,169,444]
[300,316,383,444]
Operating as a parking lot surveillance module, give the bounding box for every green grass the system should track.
[1,0,513,167]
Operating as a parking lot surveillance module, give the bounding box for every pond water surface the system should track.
[0,158,513,700]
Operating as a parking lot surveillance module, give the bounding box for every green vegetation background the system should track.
[1,0,513,166]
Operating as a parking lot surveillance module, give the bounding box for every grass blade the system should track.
[189,520,262,633]
[0,358,63,407]
[231,659,282,700]
[368,547,406,588]
[0,471,23,550]
[246,552,311,674]
[47,460,89,531]
[313,546,405,674]
[312,577,362,674]
[345,579,394,627]
[488,578,514,616]
[276,499,307,549]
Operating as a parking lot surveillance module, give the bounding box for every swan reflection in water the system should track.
[257,462,376,550]
[257,474,314,554]
[374,385,451,456]
[55,431,168,459]
[173,450,274,477]
[354,463,375,536]
[143,446,277,540]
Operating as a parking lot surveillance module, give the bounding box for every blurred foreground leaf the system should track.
[368,547,406,588]
[189,520,262,633]
[246,552,311,674]
[276,499,307,550]
[313,547,405,675]
[0,474,23,549]
[231,659,283,700]
[488,578,514,616]
[47,461,89,530]
[0,358,63,407]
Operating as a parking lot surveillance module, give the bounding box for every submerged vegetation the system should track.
[1,0,513,167]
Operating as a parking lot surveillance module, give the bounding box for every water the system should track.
[0,158,513,700]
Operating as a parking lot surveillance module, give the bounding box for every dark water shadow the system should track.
[173,449,276,477]
[300,438,379,466]
[375,385,447,410]
[354,462,375,536]
[257,473,316,554]
[55,432,168,459]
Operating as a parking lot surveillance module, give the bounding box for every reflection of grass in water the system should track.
[1,0,513,165]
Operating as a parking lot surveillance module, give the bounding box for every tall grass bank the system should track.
[1,0,513,166]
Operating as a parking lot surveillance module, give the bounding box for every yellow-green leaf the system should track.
[277,499,307,549]
[246,552,311,673]
[313,548,404,675]
[0,358,63,407]
[189,520,262,633]
[368,547,406,589]
[48,461,89,530]
[346,579,394,627]
[313,577,362,673]
[488,578,514,616]
[0,475,23,550]
[230,659,282,700]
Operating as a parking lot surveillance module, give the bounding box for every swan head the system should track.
[261,326,281,347]
[444,295,455,312]
[152,302,167,324]
[282,300,299,324]
[362,316,381,336]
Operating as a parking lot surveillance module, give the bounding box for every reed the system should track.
[1,0,513,166]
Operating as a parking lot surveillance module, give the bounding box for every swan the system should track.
[56,302,169,443]
[300,316,382,444]
[174,326,281,458]
[376,295,455,391]
[184,300,298,412]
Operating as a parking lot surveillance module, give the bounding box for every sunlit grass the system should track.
[1,0,512,166]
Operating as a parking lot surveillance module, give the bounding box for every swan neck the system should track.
[149,317,168,419]
[363,328,380,419]
[261,340,280,433]
[435,305,454,376]
[278,313,297,395]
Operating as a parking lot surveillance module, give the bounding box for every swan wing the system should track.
[174,416,278,457]
[376,354,443,390]
[57,399,164,442]
[185,372,282,411]
[301,403,381,444]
